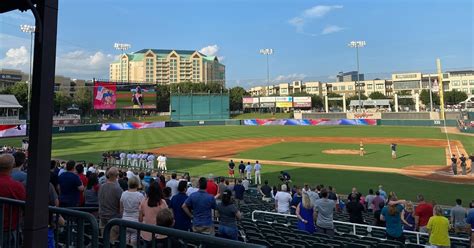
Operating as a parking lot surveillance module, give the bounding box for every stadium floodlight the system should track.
[114,43,131,82]
[348,40,366,111]
[20,24,36,121]
[259,48,274,97]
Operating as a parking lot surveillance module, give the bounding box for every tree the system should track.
[311,95,323,109]
[368,92,387,100]
[443,90,468,105]
[54,91,73,113]
[326,93,344,107]
[229,86,249,111]
[419,89,440,107]
[73,87,93,115]
[0,82,28,116]
[156,84,171,112]
[397,90,415,106]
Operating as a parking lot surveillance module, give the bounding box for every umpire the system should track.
[451,154,458,175]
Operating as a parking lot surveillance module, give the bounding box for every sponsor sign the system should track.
[259,97,276,103]
[243,97,259,104]
[293,96,312,107]
[293,96,311,103]
[276,102,293,108]
[275,96,293,102]
[347,112,382,119]
[260,102,275,108]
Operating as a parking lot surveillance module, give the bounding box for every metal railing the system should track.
[0,197,99,248]
[102,218,265,248]
[251,210,470,245]
[98,161,190,176]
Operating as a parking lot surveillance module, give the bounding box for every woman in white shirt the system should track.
[120,176,145,246]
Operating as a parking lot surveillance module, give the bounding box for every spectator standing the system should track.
[118,171,128,191]
[245,162,252,180]
[372,191,385,212]
[314,188,336,236]
[290,186,302,215]
[274,184,292,214]
[427,205,451,248]
[242,178,250,191]
[182,177,217,235]
[215,177,227,203]
[11,151,27,186]
[186,179,199,196]
[139,172,149,193]
[58,161,67,176]
[259,180,272,202]
[414,194,433,233]
[155,208,179,247]
[98,171,106,185]
[84,173,100,207]
[238,161,245,179]
[233,180,245,206]
[76,164,88,206]
[120,176,145,246]
[296,192,316,234]
[346,193,365,224]
[98,167,123,241]
[139,182,168,244]
[254,161,262,185]
[401,201,416,231]
[450,199,468,233]
[50,160,59,192]
[166,173,179,197]
[380,195,405,243]
[365,189,376,212]
[58,160,84,207]
[271,186,278,198]
[466,201,474,242]
[347,187,361,202]
[162,187,172,207]
[206,176,218,197]
[217,189,242,240]
[170,181,191,231]
[373,202,386,227]
[0,154,26,247]
[378,185,387,199]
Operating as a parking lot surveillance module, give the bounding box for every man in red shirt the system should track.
[206,176,218,196]
[75,164,88,206]
[0,154,26,247]
[414,194,433,233]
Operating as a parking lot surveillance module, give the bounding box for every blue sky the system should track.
[0,0,472,88]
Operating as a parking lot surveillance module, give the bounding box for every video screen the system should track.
[94,82,157,110]
[0,124,27,138]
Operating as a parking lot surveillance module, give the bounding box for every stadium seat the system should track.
[311,242,332,248]
[346,242,371,248]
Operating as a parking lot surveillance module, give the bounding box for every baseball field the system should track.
[2,125,473,205]
[116,91,156,109]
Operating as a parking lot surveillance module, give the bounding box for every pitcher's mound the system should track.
[322,149,360,155]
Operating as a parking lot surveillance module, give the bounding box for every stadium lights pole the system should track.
[114,43,131,82]
[20,24,36,122]
[348,41,366,111]
[259,48,273,96]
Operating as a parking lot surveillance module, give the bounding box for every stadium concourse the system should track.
[1,147,473,247]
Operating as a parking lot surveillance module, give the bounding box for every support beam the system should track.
[437,59,445,120]
[23,0,59,247]
[415,93,420,112]
[342,93,347,112]
[324,95,329,113]
[394,94,399,112]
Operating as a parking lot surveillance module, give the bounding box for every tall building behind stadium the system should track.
[109,49,225,85]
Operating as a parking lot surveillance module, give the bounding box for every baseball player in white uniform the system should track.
[119,152,126,166]
[132,153,139,167]
[245,162,252,180]
[126,152,133,166]
[254,161,262,185]
[160,154,167,171]
[147,153,155,169]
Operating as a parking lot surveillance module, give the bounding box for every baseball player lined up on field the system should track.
[146,153,155,169]
[157,154,167,171]
[228,160,235,177]
[391,143,397,159]
[254,161,262,185]
[245,162,252,180]
[359,141,365,157]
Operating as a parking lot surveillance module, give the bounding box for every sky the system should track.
[0,0,473,88]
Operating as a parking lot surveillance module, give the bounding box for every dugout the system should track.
[170,93,229,121]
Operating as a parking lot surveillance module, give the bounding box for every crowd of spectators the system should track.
[0,154,473,247]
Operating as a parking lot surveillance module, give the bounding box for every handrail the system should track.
[0,197,99,248]
[250,210,470,245]
[102,218,265,248]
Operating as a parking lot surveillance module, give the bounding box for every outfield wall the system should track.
[301,112,461,120]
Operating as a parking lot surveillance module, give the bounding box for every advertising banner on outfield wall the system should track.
[243,119,377,126]
[293,96,312,108]
[276,102,293,108]
[100,121,165,131]
[259,97,276,103]
[260,102,275,108]
[347,112,382,119]
[0,124,27,137]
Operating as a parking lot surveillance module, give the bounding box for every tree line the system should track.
[0,81,468,117]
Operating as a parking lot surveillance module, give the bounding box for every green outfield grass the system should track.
[1,125,473,205]
[165,158,472,205]
[237,142,446,168]
[116,92,156,109]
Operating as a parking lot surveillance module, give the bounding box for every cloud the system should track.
[274,73,307,82]
[321,25,344,35]
[0,46,29,69]
[289,5,344,35]
[0,34,29,50]
[56,50,115,78]
[199,44,224,61]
